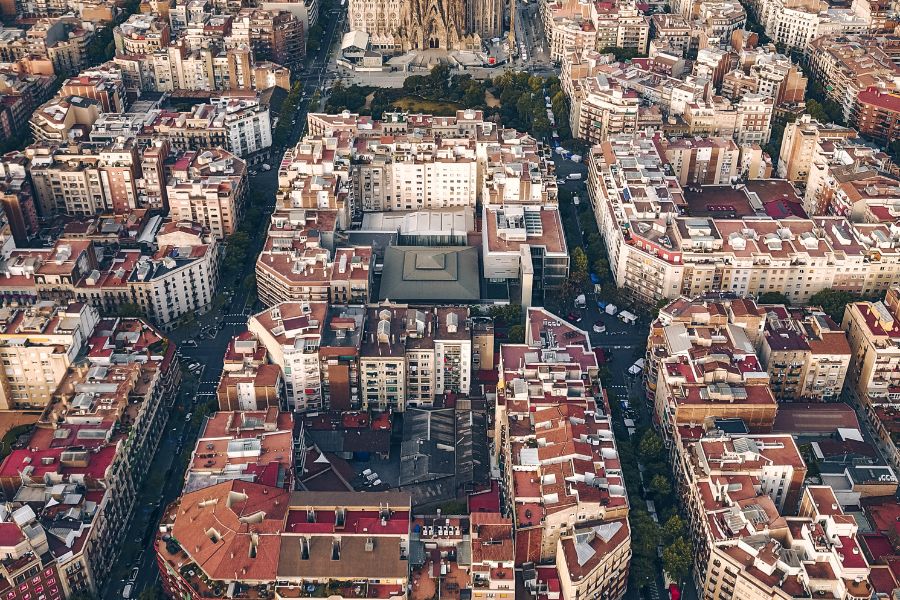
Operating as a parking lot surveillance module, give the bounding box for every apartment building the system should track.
[469,513,516,600]
[482,205,569,306]
[25,17,95,77]
[496,308,630,598]
[0,155,40,246]
[803,147,900,222]
[843,287,900,408]
[556,520,631,600]
[696,0,745,42]
[0,300,98,410]
[541,1,598,63]
[721,50,807,106]
[0,506,68,600]
[4,235,221,329]
[748,0,869,54]
[0,317,178,597]
[759,305,851,401]
[26,139,143,216]
[807,34,900,126]
[277,135,352,225]
[229,8,305,68]
[841,288,900,476]
[113,13,170,55]
[256,237,372,307]
[248,301,328,412]
[354,136,479,211]
[481,131,558,207]
[145,95,272,158]
[778,115,857,185]
[0,65,56,141]
[855,87,900,146]
[157,489,411,599]
[567,75,639,144]
[58,71,127,113]
[650,14,691,55]
[675,431,807,513]
[588,132,900,305]
[319,305,366,411]
[216,332,284,410]
[541,0,649,63]
[166,148,247,237]
[646,296,777,436]
[655,136,741,186]
[124,242,219,328]
[184,408,294,492]
[672,422,872,599]
[359,304,474,412]
[684,95,775,146]
[29,95,102,143]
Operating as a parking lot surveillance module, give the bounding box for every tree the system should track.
[571,247,589,280]
[306,23,323,51]
[507,324,525,344]
[113,302,144,318]
[638,429,664,461]
[650,474,672,498]
[629,509,661,589]
[757,291,791,305]
[807,289,865,323]
[662,514,686,544]
[662,538,693,584]
[805,99,830,123]
[598,46,643,62]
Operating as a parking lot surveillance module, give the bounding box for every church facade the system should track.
[348,0,505,52]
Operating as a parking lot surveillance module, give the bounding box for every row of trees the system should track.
[324,65,574,144]
[757,288,883,324]
[602,377,693,593]
[273,82,304,147]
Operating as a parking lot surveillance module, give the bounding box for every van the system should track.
[123,584,134,599]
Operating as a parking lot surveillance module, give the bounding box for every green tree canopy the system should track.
[638,430,665,461]
[662,514,687,544]
[507,324,525,344]
[807,289,869,323]
[571,247,589,279]
[757,291,791,305]
[662,538,693,584]
[650,474,672,498]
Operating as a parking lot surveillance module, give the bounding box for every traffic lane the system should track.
[119,370,229,598]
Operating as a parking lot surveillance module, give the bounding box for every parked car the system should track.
[123,584,134,599]
[185,412,193,422]
[566,312,582,323]
[183,339,198,347]
[130,567,139,581]
[593,321,606,334]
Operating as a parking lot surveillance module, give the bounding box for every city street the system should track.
[513,0,553,70]
[100,5,347,595]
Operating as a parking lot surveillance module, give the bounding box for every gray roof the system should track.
[380,246,480,302]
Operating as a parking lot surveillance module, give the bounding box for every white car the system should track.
[185,412,193,422]
[593,322,606,334]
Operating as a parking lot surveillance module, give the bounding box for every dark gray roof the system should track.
[400,408,456,485]
[379,246,480,302]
